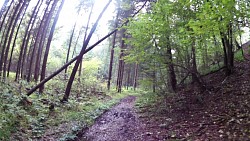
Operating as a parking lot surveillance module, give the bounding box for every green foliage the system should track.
[0,77,136,140]
[234,50,244,62]
[135,91,161,109]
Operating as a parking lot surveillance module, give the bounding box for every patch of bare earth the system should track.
[136,60,250,140]
[76,96,155,141]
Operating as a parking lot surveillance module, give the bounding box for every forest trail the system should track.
[242,40,250,60]
[77,96,154,141]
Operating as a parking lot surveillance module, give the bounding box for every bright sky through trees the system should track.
[54,0,116,52]
[0,0,115,53]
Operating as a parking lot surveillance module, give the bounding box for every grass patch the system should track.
[0,78,138,140]
[234,49,244,62]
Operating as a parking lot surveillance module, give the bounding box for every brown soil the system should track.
[76,96,155,141]
[74,56,250,141]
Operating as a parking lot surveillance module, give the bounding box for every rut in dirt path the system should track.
[78,96,154,141]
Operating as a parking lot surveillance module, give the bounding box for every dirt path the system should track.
[77,96,154,141]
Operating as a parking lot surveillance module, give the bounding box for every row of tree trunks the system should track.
[26,1,148,97]
[17,0,42,81]
[0,1,25,80]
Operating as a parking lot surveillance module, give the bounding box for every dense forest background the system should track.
[0,0,249,140]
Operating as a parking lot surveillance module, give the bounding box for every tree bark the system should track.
[133,63,139,91]
[107,10,119,90]
[167,46,177,92]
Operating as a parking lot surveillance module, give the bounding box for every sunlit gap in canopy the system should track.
[54,0,116,53]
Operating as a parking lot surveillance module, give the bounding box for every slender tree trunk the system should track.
[126,64,131,90]
[39,0,64,93]
[221,27,234,76]
[107,10,119,90]
[62,0,111,102]
[65,22,77,76]
[191,38,198,82]
[133,63,139,91]
[78,3,94,82]
[167,46,177,92]
[116,31,126,93]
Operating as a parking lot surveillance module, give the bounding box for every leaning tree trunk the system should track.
[65,21,77,75]
[62,0,112,102]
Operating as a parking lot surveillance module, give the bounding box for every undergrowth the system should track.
[0,77,133,140]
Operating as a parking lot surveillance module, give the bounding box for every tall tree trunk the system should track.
[191,38,198,82]
[107,10,119,90]
[116,31,126,93]
[78,3,94,82]
[167,46,177,92]
[221,25,234,76]
[65,21,77,76]
[126,64,131,90]
[62,0,111,102]
[133,63,139,91]
[39,0,64,93]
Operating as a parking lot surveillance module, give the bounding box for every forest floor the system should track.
[74,60,250,140]
[76,96,155,141]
